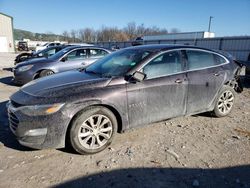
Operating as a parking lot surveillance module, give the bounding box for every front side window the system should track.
[186,50,217,70]
[142,51,182,79]
[89,49,108,58]
[66,49,87,60]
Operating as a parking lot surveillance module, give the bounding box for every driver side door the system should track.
[57,49,88,72]
[126,50,188,128]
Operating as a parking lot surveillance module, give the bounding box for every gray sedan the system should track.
[13,46,112,85]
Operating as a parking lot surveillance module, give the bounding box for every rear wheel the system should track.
[213,85,235,117]
[39,70,54,78]
[69,106,117,154]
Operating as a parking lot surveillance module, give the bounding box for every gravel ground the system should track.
[0,53,250,188]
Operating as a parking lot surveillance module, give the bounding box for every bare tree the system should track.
[170,28,181,33]
[62,31,70,42]
[83,28,96,43]
[70,29,78,42]
[124,22,137,40]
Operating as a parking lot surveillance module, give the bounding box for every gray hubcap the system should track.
[78,114,113,150]
[46,71,53,76]
[217,90,234,114]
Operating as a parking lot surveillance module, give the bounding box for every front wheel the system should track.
[39,69,54,78]
[69,106,117,154]
[213,85,235,117]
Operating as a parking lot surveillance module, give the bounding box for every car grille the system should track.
[11,100,23,108]
[8,111,19,133]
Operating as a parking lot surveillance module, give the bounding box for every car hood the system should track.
[20,70,112,97]
[15,57,53,67]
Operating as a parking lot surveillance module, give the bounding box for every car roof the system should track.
[126,44,217,53]
[63,45,111,51]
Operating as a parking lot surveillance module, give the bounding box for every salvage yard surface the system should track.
[0,53,250,187]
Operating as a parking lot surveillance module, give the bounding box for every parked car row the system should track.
[8,44,245,155]
[12,45,112,85]
[15,45,70,65]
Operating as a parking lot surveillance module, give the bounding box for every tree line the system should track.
[61,22,180,43]
[14,22,180,43]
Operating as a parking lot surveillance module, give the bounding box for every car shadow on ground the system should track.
[2,67,13,72]
[0,76,19,87]
[242,77,250,89]
[53,166,250,188]
[0,100,32,151]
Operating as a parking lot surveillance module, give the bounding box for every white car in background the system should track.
[35,42,61,52]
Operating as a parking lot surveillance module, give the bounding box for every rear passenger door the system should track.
[185,49,228,115]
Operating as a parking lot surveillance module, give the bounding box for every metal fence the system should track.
[95,36,250,61]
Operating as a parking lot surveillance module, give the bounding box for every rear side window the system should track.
[186,50,216,70]
[214,54,227,65]
[142,51,182,79]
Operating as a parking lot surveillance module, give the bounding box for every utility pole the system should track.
[208,16,214,32]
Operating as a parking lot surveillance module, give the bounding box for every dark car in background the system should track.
[12,46,111,85]
[14,45,70,65]
[17,41,29,51]
[8,44,244,154]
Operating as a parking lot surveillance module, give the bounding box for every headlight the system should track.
[19,103,64,116]
[17,65,33,72]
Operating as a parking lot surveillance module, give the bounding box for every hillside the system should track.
[13,29,66,41]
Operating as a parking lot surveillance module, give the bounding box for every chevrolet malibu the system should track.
[8,45,244,154]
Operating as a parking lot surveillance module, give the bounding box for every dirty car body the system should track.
[8,45,244,153]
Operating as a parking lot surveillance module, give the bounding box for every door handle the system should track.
[213,73,220,76]
[175,79,183,84]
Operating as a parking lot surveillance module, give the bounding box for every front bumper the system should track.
[7,102,71,149]
[12,68,35,85]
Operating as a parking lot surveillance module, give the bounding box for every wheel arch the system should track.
[33,69,56,79]
[64,103,123,147]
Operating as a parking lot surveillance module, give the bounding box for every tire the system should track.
[69,106,117,154]
[39,70,54,78]
[213,85,236,117]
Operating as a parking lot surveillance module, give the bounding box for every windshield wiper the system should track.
[85,69,101,75]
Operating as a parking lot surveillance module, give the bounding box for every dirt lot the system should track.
[0,55,250,187]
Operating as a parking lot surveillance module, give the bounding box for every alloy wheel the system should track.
[217,90,234,115]
[77,114,113,150]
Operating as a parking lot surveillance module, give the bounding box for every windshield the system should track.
[85,49,152,77]
[33,47,53,56]
[49,47,73,60]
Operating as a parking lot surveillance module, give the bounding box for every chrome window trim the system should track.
[139,48,229,80]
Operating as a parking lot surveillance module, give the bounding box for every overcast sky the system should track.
[0,0,249,37]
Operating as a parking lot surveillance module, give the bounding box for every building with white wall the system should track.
[0,12,15,52]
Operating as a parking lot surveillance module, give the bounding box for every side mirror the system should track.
[128,71,146,82]
[61,56,67,62]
